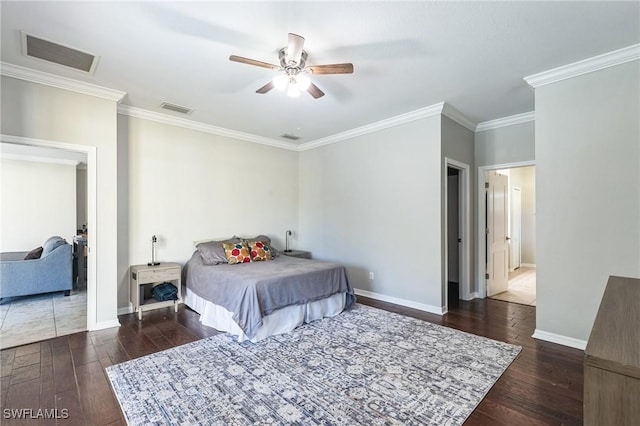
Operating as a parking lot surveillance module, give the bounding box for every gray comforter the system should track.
[185,252,355,338]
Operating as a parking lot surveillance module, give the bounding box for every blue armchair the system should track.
[0,236,73,300]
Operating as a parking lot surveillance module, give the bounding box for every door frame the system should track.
[510,186,522,271]
[1,134,98,330]
[444,158,471,311]
[476,160,534,298]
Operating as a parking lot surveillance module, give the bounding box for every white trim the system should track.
[298,102,445,151]
[354,288,445,315]
[0,152,80,166]
[524,43,640,88]
[117,105,298,151]
[0,62,125,102]
[94,319,121,331]
[532,329,587,350]
[444,158,472,308]
[1,133,102,331]
[476,160,535,299]
[475,111,535,132]
[118,304,134,316]
[2,63,478,152]
[442,103,477,131]
[521,263,536,268]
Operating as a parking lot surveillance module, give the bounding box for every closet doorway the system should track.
[444,158,471,312]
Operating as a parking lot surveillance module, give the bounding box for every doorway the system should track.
[0,145,89,348]
[478,162,536,306]
[0,134,98,338]
[444,158,471,312]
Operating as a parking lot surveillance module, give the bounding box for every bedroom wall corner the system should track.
[441,115,475,304]
[298,115,443,310]
[117,113,131,313]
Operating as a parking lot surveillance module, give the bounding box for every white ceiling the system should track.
[2,1,639,144]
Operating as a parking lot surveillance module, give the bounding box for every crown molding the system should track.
[475,111,535,132]
[299,102,445,151]
[442,103,477,131]
[118,105,298,151]
[0,152,80,167]
[524,44,640,88]
[0,62,126,102]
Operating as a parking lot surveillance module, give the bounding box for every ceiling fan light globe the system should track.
[296,74,311,90]
[273,74,288,91]
[287,83,301,98]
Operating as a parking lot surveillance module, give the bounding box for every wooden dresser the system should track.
[584,276,640,425]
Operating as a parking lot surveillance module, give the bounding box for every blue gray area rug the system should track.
[107,305,521,425]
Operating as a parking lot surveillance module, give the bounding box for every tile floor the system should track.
[0,289,86,350]
[490,266,536,306]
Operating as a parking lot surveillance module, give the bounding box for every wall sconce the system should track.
[148,235,160,266]
[284,230,292,252]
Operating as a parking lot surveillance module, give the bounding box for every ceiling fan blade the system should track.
[287,33,305,65]
[256,81,275,94]
[306,82,325,99]
[308,63,354,75]
[229,55,278,70]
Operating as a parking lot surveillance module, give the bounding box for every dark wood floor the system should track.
[0,297,584,425]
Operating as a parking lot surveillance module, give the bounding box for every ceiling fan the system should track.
[229,33,354,99]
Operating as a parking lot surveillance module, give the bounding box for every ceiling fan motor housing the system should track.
[279,48,308,71]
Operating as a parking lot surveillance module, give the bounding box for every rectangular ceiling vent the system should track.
[280,133,301,141]
[160,102,194,115]
[21,32,99,74]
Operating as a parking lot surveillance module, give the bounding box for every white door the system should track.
[511,187,522,270]
[487,171,509,296]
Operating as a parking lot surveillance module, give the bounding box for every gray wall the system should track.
[535,60,640,342]
[116,114,299,311]
[475,121,535,168]
[299,116,444,311]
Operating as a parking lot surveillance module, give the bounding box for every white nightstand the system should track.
[130,262,182,320]
[282,250,311,259]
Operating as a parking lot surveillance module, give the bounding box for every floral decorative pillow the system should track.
[222,242,252,265]
[247,240,273,262]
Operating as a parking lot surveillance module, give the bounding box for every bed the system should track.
[183,243,355,342]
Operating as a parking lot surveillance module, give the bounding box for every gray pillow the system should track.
[197,236,241,265]
[42,236,67,256]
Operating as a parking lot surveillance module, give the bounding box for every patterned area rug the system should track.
[107,305,521,425]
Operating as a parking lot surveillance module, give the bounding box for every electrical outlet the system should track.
[369,272,374,280]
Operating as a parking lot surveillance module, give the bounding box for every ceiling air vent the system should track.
[21,32,98,74]
[160,102,194,115]
[280,133,301,141]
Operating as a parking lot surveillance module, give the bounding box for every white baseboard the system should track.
[521,263,536,268]
[92,318,121,331]
[354,288,445,315]
[118,304,134,315]
[465,291,481,300]
[532,329,587,350]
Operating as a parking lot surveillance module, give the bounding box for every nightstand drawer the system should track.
[135,267,180,283]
